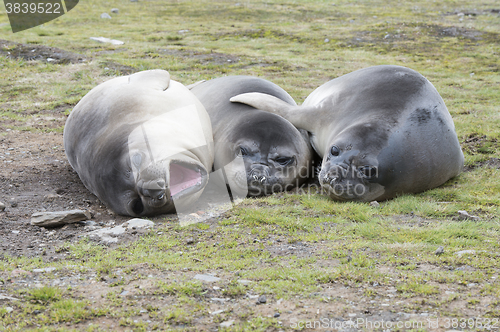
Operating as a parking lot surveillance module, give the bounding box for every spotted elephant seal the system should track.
[191,76,313,196]
[230,65,464,201]
[64,70,214,216]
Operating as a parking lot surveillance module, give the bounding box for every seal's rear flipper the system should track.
[230,92,318,133]
[128,69,170,91]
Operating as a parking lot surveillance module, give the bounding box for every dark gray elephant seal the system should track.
[191,76,313,196]
[64,70,214,216]
[230,65,464,201]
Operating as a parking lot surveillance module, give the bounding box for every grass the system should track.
[1,0,500,330]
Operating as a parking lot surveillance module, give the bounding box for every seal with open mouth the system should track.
[64,70,214,216]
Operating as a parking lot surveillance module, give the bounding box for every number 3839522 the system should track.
[443,318,499,329]
[5,2,62,14]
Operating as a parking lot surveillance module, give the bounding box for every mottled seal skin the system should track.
[230,65,464,201]
[191,76,313,196]
[64,70,214,216]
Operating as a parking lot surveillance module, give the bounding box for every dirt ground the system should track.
[0,40,145,258]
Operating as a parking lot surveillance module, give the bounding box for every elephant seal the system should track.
[230,65,464,201]
[64,70,214,216]
[190,76,313,196]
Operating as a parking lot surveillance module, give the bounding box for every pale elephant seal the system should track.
[64,70,214,216]
[230,65,464,201]
[191,76,313,196]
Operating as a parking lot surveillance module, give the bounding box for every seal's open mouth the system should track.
[169,162,207,198]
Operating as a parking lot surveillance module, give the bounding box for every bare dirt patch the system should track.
[0,130,132,260]
[461,133,499,157]
[0,39,87,64]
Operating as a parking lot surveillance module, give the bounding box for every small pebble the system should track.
[186,238,195,245]
[0,202,5,211]
[274,312,280,318]
[100,13,112,19]
[458,210,480,221]
[111,8,119,13]
[435,246,444,255]
[258,295,267,304]
[369,200,380,207]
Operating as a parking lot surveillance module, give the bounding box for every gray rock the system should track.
[31,210,91,227]
[90,37,125,45]
[458,210,480,221]
[258,295,267,303]
[186,237,195,245]
[455,249,476,257]
[10,199,17,208]
[194,274,221,282]
[123,218,154,229]
[0,294,18,301]
[237,279,253,285]
[210,309,225,315]
[130,0,138,2]
[43,194,60,202]
[85,218,153,243]
[369,201,380,207]
[32,267,57,273]
[435,246,444,255]
[100,13,112,19]
[111,8,119,14]
[220,320,234,327]
[86,225,126,244]
[210,297,227,303]
[0,202,5,211]
[5,307,13,313]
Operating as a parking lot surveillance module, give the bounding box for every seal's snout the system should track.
[318,161,371,201]
[321,163,348,185]
[251,174,267,185]
[137,178,168,208]
[248,166,270,186]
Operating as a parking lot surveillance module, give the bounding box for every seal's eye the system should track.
[275,156,295,166]
[330,146,340,157]
[359,166,377,179]
[239,146,249,156]
[131,198,144,215]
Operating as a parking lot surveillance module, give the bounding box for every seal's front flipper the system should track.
[230,92,318,133]
[128,69,170,91]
